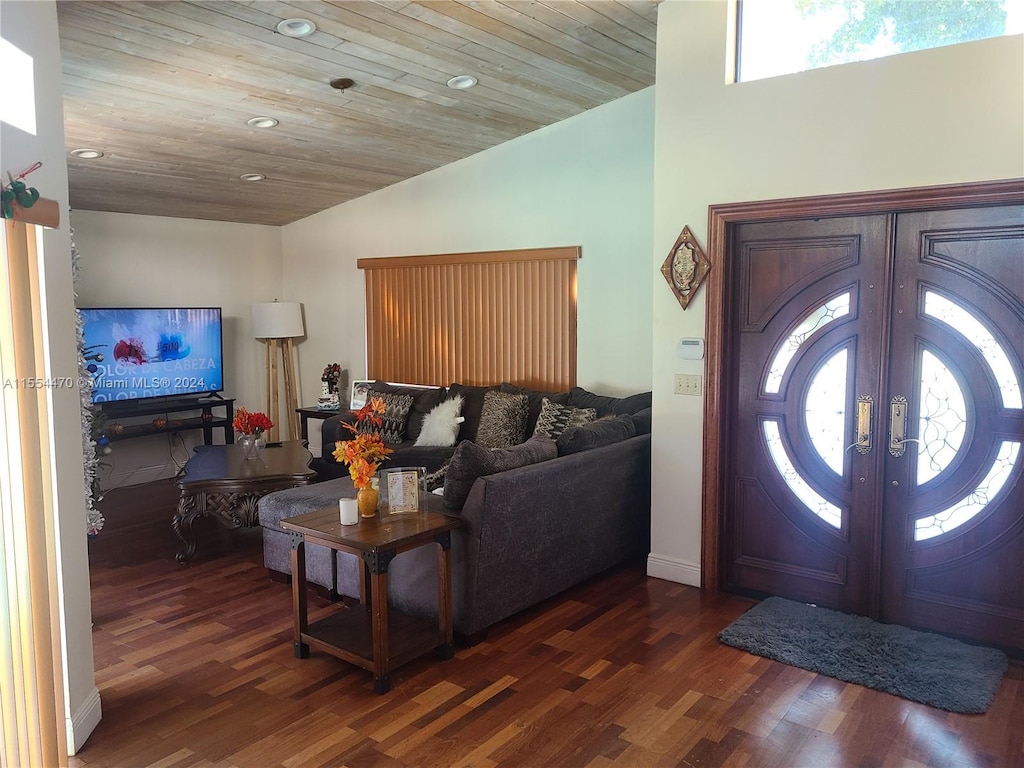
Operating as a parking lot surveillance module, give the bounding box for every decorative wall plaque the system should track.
[660,226,711,310]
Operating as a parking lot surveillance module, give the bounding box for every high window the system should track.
[738,0,1023,82]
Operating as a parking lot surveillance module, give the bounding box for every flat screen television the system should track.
[80,307,224,405]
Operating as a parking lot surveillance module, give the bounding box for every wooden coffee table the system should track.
[174,440,315,563]
[281,501,461,694]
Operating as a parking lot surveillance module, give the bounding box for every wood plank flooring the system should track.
[73,480,1023,768]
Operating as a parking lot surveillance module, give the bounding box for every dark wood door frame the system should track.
[701,178,1024,592]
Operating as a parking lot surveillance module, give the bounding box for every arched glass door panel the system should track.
[764,293,850,394]
[805,347,848,476]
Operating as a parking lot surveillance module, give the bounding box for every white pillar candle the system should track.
[339,497,359,525]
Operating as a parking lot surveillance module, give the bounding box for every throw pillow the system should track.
[443,435,558,509]
[360,390,414,444]
[445,383,502,442]
[499,383,570,435]
[531,397,597,440]
[415,396,465,447]
[368,381,446,442]
[475,391,528,449]
[556,414,637,456]
[423,459,450,492]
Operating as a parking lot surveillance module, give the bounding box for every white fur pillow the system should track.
[414,396,464,447]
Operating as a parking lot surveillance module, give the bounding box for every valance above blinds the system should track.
[358,246,580,391]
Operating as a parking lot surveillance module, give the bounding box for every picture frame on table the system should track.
[349,379,373,410]
[379,467,426,514]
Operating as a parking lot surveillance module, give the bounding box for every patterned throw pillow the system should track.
[424,459,450,492]
[475,391,528,449]
[532,397,597,440]
[359,390,414,444]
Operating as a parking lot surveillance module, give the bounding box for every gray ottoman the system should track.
[259,478,452,629]
[257,478,361,596]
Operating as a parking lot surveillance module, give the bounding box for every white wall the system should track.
[649,0,1024,586]
[71,211,281,486]
[0,0,99,751]
[282,87,656,453]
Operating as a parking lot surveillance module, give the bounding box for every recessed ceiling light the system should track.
[276,18,316,37]
[446,75,478,90]
[239,173,266,182]
[246,116,279,129]
[70,148,104,159]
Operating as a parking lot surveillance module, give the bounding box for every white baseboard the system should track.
[647,552,701,587]
[67,686,102,754]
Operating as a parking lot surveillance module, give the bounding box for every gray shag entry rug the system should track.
[718,596,1008,714]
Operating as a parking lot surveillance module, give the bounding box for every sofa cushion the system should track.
[565,386,653,417]
[443,435,557,509]
[369,381,447,442]
[414,395,464,447]
[446,383,501,443]
[475,391,528,449]
[630,407,653,435]
[556,414,637,456]
[363,389,414,444]
[532,397,597,440]
[384,443,456,474]
[499,383,571,435]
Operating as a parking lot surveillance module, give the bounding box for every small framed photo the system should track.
[380,467,426,514]
[349,379,373,410]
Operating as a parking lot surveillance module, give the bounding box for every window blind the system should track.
[359,247,580,391]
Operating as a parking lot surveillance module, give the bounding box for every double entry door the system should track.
[722,204,1023,650]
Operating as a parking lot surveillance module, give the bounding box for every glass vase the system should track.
[238,433,266,460]
[357,486,379,518]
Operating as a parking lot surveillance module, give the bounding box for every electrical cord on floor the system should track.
[168,432,192,476]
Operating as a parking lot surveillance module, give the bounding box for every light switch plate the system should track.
[674,373,703,396]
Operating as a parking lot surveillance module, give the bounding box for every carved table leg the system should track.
[173,492,203,563]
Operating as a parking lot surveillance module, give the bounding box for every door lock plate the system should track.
[855,394,873,454]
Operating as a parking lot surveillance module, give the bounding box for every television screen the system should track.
[80,307,224,403]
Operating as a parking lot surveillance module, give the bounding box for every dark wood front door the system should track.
[722,203,1023,650]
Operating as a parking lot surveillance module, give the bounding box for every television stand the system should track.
[99,397,235,446]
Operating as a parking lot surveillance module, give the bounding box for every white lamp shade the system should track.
[252,301,304,339]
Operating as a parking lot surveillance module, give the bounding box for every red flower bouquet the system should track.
[233,407,274,436]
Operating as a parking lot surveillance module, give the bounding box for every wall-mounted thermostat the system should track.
[677,338,705,360]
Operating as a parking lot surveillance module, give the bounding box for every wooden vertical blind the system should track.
[359,247,580,391]
[1,220,69,767]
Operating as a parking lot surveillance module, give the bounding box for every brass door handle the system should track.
[889,395,919,457]
[853,394,873,454]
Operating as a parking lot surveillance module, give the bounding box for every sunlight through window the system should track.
[0,38,36,135]
[738,0,1023,82]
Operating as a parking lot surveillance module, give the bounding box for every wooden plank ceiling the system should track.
[56,1,658,226]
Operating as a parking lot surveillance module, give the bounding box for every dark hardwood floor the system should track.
[73,480,1023,768]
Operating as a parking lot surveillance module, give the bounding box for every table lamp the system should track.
[252,301,304,442]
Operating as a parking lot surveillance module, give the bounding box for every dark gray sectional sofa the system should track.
[258,381,652,639]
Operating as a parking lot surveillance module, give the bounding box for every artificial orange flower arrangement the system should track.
[332,397,393,489]
[233,407,274,436]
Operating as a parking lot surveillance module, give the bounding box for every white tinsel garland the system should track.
[71,225,104,536]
